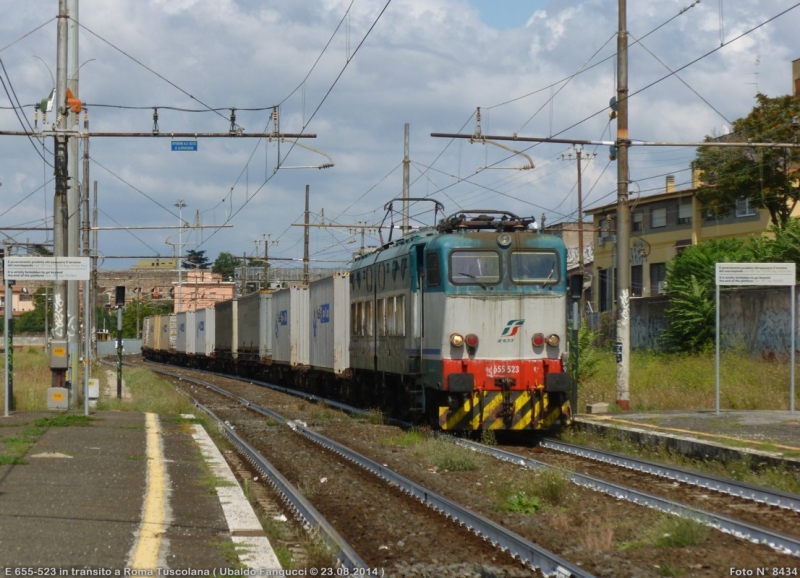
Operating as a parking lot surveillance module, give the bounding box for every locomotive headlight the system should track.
[450,333,465,347]
[546,334,560,347]
[497,232,512,248]
[532,333,545,347]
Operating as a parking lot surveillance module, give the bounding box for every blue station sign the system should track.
[171,140,198,151]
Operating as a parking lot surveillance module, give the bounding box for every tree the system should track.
[183,249,210,270]
[212,251,242,281]
[662,238,752,352]
[14,286,52,333]
[694,93,800,229]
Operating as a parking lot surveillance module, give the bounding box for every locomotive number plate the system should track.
[491,364,520,374]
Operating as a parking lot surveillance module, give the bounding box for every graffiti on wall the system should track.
[631,288,799,359]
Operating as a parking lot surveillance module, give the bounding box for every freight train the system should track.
[143,203,576,432]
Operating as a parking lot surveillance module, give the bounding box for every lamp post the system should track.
[174,200,187,312]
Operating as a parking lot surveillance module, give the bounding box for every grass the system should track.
[0,348,52,411]
[619,514,708,551]
[412,437,482,472]
[495,468,574,513]
[380,429,427,447]
[579,348,800,411]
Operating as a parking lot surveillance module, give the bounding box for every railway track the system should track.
[137,361,589,578]
[134,359,800,576]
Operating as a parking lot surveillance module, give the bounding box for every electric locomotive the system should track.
[349,202,572,431]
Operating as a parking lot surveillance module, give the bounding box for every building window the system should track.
[735,197,756,217]
[631,265,643,297]
[651,207,667,228]
[632,212,643,232]
[678,201,692,225]
[650,263,667,295]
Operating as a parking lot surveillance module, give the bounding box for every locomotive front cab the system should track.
[420,213,573,431]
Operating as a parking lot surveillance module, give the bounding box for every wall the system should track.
[627,286,798,359]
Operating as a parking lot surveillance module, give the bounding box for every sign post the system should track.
[5,257,91,414]
[715,263,796,414]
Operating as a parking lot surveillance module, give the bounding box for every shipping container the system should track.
[273,285,309,367]
[195,307,215,357]
[142,316,154,350]
[176,311,196,355]
[237,291,274,363]
[309,273,350,375]
[215,299,238,359]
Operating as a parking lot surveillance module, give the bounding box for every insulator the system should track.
[83,109,88,130]
[152,107,159,135]
[34,105,39,129]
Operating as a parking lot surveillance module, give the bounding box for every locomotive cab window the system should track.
[450,250,500,285]
[511,251,559,284]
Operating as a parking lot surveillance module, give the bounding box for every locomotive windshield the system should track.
[450,250,501,285]
[510,251,559,284]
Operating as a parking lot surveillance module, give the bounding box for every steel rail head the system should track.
[540,439,800,514]
[193,400,368,570]
[449,436,800,558]
[285,420,595,578]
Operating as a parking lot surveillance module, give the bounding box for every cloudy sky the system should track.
[1,0,798,273]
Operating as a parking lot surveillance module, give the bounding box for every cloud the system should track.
[0,0,797,268]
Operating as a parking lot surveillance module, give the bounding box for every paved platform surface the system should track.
[0,411,279,571]
[576,409,800,465]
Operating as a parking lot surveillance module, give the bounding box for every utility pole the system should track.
[615,0,631,410]
[52,0,70,390]
[92,181,98,359]
[402,123,410,234]
[562,146,595,319]
[263,234,277,289]
[66,0,80,405]
[174,199,186,312]
[303,185,310,285]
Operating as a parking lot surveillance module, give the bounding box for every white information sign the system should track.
[4,257,91,281]
[715,262,796,287]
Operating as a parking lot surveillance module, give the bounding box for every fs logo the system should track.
[498,319,524,343]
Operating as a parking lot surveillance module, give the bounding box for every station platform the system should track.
[575,409,800,467]
[0,410,280,571]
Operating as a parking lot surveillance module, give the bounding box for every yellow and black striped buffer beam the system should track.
[439,391,572,430]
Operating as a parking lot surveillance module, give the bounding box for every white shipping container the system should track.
[309,273,350,374]
[154,314,171,352]
[273,285,309,366]
[176,311,196,354]
[215,300,238,357]
[142,317,154,350]
[195,307,216,357]
[237,291,273,361]
[168,314,177,351]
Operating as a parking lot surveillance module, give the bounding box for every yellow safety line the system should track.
[589,416,800,452]
[130,413,166,569]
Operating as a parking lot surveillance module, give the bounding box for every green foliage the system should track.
[183,249,210,270]
[663,222,800,353]
[212,251,242,281]
[502,491,541,514]
[653,516,709,548]
[14,286,53,333]
[662,238,750,352]
[569,324,602,383]
[694,93,800,228]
